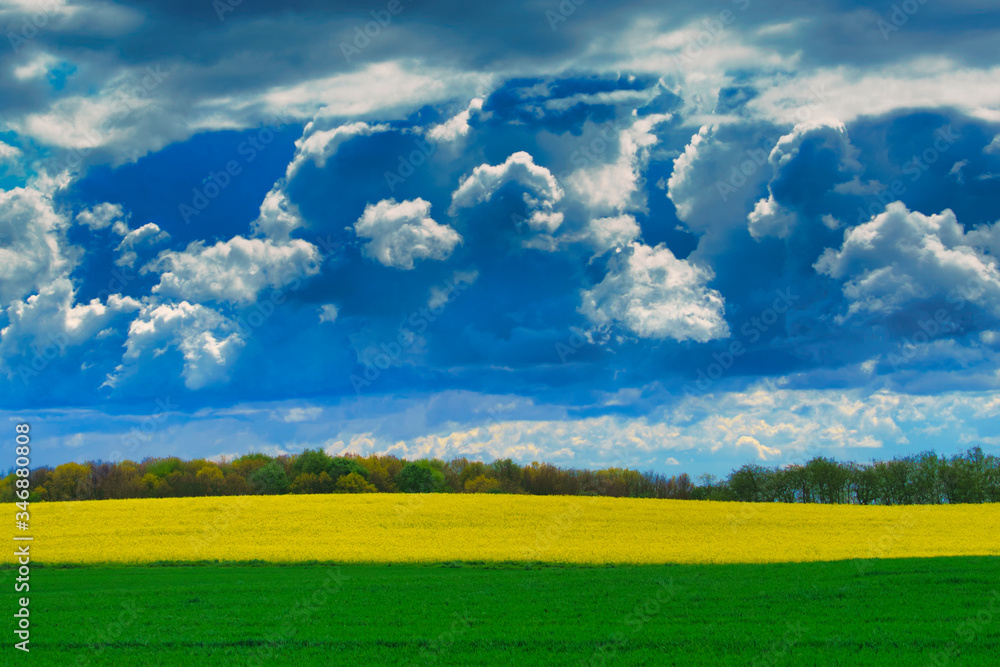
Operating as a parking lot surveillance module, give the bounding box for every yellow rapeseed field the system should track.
[26,494,1000,565]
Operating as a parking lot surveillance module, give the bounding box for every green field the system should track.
[20,557,1000,666]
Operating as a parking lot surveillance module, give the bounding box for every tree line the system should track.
[2,446,997,504]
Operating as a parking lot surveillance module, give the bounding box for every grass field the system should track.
[28,494,1000,564]
[22,557,1000,666]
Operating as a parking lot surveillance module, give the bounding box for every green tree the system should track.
[291,449,333,477]
[328,457,371,482]
[249,461,290,495]
[335,472,377,493]
[290,471,335,494]
[396,462,444,493]
[48,462,93,501]
[465,474,501,493]
[728,463,767,502]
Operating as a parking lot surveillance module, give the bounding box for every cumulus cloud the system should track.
[0,278,140,378]
[585,215,642,254]
[748,119,861,240]
[111,301,245,390]
[250,187,306,241]
[815,202,1000,317]
[667,123,776,247]
[747,195,798,240]
[0,141,22,167]
[148,237,321,305]
[567,113,671,214]
[986,135,1000,155]
[115,222,169,267]
[580,242,729,342]
[354,198,462,270]
[287,121,390,177]
[75,202,129,235]
[426,98,483,142]
[450,151,564,234]
[735,435,782,460]
[318,304,339,323]
[0,187,69,305]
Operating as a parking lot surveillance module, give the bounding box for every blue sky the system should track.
[2,0,1000,475]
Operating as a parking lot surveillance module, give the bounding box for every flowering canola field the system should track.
[28,494,1000,565]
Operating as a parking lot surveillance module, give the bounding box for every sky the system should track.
[1,0,999,476]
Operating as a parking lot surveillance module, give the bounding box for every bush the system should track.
[328,457,371,482]
[249,461,290,495]
[290,472,334,494]
[465,474,501,494]
[335,472,377,493]
[396,462,444,493]
[291,449,333,477]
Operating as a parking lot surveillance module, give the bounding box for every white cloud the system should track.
[748,119,860,240]
[567,113,671,214]
[115,222,169,268]
[12,53,58,81]
[735,435,781,460]
[585,215,642,254]
[748,60,1000,125]
[0,141,22,166]
[0,187,69,305]
[580,241,729,342]
[318,304,339,323]
[747,196,798,240]
[250,187,306,241]
[111,301,245,390]
[354,198,461,270]
[428,270,478,309]
[283,406,323,422]
[148,237,321,305]
[426,98,483,142]
[76,202,129,234]
[666,124,774,246]
[287,121,390,177]
[262,62,487,124]
[986,134,1000,155]
[0,278,140,377]
[17,69,173,164]
[815,202,1000,317]
[450,151,564,235]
